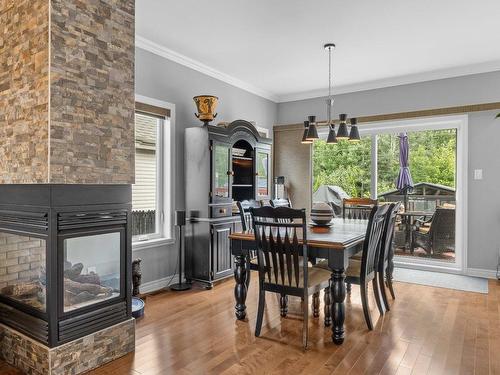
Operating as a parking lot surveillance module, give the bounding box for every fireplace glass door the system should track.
[0,232,47,312]
[63,231,122,312]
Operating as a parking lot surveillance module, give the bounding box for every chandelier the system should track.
[301,43,360,144]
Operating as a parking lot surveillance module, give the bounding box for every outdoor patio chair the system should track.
[411,207,455,255]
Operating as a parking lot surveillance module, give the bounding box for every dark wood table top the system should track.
[229,218,368,250]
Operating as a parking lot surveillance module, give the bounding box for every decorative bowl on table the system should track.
[310,202,334,226]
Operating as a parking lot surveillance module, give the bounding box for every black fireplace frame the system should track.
[0,184,132,347]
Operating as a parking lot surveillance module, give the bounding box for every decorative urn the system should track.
[193,95,219,125]
[310,202,334,225]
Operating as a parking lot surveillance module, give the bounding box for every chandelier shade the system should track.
[349,118,360,142]
[336,114,349,140]
[301,121,313,144]
[305,116,319,141]
[326,125,338,144]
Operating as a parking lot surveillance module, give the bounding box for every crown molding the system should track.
[136,35,500,105]
[135,35,279,103]
[277,60,500,103]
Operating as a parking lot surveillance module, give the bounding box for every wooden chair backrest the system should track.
[236,199,261,231]
[379,203,401,268]
[270,198,292,208]
[343,197,378,220]
[250,206,307,290]
[361,204,390,282]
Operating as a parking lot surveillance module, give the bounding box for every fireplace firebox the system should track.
[0,184,132,348]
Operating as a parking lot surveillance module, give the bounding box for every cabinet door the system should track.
[211,141,232,203]
[211,222,233,279]
[255,148,271,200]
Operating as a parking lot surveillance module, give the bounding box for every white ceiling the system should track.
[136,0,500,102]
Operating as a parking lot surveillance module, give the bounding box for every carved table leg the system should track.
[331,268,346,345]
[234,254,248,320]
[312,292,320,318]
[324,286,331,326]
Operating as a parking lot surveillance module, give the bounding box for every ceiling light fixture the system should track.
[303,43,360,144]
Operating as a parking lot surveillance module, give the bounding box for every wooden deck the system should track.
[1,275,500,374]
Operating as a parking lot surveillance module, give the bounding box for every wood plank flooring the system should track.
[1,275,500,374]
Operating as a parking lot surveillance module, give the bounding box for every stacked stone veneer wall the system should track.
[0,0,135,184]
[0,233,46,310]
[0,0,50,183]
[0,319,135,375]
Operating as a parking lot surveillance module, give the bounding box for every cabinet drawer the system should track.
[210,205,232,218]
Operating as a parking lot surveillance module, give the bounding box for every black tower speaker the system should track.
[170,210,191,291]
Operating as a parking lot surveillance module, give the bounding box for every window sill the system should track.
[132,237,175,251]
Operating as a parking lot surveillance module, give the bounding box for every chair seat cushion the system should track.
[314,258,362,278]
[351,251,362,260]
[261,263,331,290]
[345,259,361,277]
[418,226,430,234]
[301,267,331,290]
[313,259,329,270]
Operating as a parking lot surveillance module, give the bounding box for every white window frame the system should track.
[132,94,176,251]
[316,115,468,274]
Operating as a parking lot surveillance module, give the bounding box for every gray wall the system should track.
[276,71,500,273]
[278,71,500,125]
[134,47,277,285]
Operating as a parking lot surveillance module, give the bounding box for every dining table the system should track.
[229,217,370,345]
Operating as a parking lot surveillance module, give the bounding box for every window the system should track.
[312,115,466,270]
[132,98,174,244]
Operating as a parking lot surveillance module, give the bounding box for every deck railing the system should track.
[132,210,156,236]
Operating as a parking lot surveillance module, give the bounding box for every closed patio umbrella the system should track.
[396,132,414,211]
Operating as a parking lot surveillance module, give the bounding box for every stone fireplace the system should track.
[0,0,136,373]
[0,185,132,348]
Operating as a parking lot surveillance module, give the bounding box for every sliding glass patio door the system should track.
[313,115,467,273]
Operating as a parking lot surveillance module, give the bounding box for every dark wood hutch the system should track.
[184,120,272,288]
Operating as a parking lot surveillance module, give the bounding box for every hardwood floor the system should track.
[1,275,500,374]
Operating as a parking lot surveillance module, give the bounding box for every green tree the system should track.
[313,129,456,198]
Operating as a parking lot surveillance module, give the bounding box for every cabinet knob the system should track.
[227,171,234,176]
[255,172,259,176]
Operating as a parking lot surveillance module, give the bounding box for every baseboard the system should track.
[465,267,498,279]
[139,273,183,294]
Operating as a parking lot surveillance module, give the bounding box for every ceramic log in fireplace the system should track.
[0,185,132,348]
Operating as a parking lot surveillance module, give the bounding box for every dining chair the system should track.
[377,202,401,311]
[342,197,378,220]
[347,204,390,329]
[250,206,331,349]
[236,200,262,290]
[236,199,261,232]
[316,204,390,330]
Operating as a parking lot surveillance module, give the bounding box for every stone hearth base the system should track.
[0,318,135,375]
